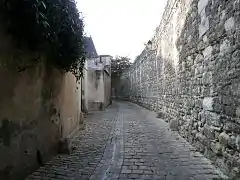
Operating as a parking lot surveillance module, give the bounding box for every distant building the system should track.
[84,36,98,58]
[82,37,112,111]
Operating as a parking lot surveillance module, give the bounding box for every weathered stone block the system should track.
[203,45,213,59]
[231,50,240,68]
[211,142,223,156]
[215,158,229,174]
[58,138,72,154]
[221,96,233,106]
[198,0,209,14]
[220,39,232,55]
[169,119,179,131]
[195,141,205,153]
[230,167,240,180]
[196,133,207,145]
[231,82,240,97]
[223,105,236,116]
[199,11,210,37]
[228,135,237,149]
[202,72,213,85]
[223,121,240,133]
[195,54,204,63]
[203,124,215,140]
[212,97,222,113]
[203,97,213,110]
[219,132,230,147]
[205,111,222,127]
[236,135,240,150]
[224,17,235,32]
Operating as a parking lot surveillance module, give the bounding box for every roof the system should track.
[83,36,98,58]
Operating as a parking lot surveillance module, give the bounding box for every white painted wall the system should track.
[87,69,105,103]
[85,55,112,110]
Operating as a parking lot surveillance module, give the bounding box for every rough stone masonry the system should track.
[119,0,240,178]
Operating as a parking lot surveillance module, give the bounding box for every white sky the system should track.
[77,0,168,61]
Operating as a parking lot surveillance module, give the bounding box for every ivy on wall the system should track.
[0,0,85,79]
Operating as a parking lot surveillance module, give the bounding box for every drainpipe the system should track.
[81,76,83,112]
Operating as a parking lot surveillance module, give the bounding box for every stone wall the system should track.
[81,64,89,113]
[119,0,240,177]
[0,29,83,179]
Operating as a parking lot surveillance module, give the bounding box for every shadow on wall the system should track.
[0,63,62,180]
[0,62,83,180]
[111,73,120,98]
[95,70,101,89]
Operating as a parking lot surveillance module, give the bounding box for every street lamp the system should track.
[147,40,152,50]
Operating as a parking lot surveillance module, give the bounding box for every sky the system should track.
[77,0,168,61]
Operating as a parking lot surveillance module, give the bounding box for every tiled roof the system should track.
[83,36,98,58]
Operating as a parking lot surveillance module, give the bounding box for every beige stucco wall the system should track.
[81,64,88,112]
[86,56,111,111]
[87,69,105,110]
[0,64,83,180]
[87,69,104,102]
[58,71,82,138]
[0,28,83,179]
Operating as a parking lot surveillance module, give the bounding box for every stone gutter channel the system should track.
[89,111,124,180]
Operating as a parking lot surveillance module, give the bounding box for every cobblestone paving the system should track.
[26,102,227,180]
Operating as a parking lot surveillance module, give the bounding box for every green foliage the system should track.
[111,56,132,76]
[0,0,85,79]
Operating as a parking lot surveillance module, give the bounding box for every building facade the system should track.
[82,37,112,111]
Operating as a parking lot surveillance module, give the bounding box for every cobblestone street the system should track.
[26,101,227,180]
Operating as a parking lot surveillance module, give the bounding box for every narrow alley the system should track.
[26,102,226,180]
